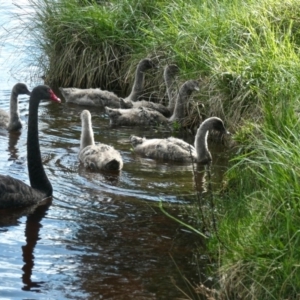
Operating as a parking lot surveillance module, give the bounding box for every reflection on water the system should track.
[0,1,230,299]
[22,201,51,292]
[0,92,229,300]
[7,130,21,160]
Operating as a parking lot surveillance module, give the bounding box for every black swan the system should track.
[105,80,199,127]
[0,83,31,131]
[119,64,180,117]
[130,117,229,164]
[0,85,61,209]
[79,110,123,171]
[59,58,156,108]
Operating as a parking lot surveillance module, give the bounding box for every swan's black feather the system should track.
[0,175,45,209]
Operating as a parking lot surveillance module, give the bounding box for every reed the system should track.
[19,0,300,125]
[211,126,300,298]
[13,0,300,297]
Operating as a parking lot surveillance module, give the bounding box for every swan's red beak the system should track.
[49,89,61,103]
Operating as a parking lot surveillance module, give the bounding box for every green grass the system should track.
[19,0,300,126]
[14,0,300,298]
[207,92,300,298]
[212,122,300,298]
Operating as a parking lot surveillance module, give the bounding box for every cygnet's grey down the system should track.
[130,117,229,164]
[59,58,156,108]
[124,57,157,102]
[59,87,121,108]
[164,64,180,114]
[0,83,31,131]
[79,110,123,171]
[120,64,179,117]
[105,80,199,127]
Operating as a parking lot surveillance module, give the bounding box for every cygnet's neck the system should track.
[194,121,212,163]
[165,68,177,113]
[80,115,95,150]
[8,89,21,130]
[127,62,147,101]
[169,84,190,122]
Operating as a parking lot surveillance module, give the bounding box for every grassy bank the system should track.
[19,0,300,298]
[21,0,300,127]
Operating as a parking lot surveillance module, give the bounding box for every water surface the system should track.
[0,2,230,299]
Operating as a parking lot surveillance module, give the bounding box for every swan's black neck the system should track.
[27,98,52,196]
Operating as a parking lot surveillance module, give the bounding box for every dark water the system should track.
[0,2,230,299]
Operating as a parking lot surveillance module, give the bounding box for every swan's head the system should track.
[202,117,229,135]
[182,80,200,92]
[164,64,179,76]
[80,109,91,121]
[105,107,121,117]
[130,135,145,147]
[31,85,61,103]
[120,98,133,109]
[13,83,31,96]
[139,58,158,70]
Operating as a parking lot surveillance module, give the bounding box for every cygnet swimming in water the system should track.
[60,87,121,108]
[59,58,156,108]
[120,64,180,117]
[0,83,31,131]
[79,110,123,171]
[105,80,199,127]
[130,117,229,164]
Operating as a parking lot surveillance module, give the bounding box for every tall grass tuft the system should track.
[16,0,300,124]
[209,83,300,297]
[213,119,300,298]
[12,0,300,297]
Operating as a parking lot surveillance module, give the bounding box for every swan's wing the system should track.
[97,90,120,108]
[79,144,123,171]
[131,101,171,117]
[106,106,167,126]
[60,88,120,108]
[106,107,145,126]
[0,175,45,209]
[133,138,196,162]
[59,87,81,97]
[137,107,168,125]
[165,139,197,161]
[166,137,196,153]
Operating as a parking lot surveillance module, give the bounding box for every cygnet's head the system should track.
[130,135,144,147]
[164,64,180,76]
[120,98,133,109]
[139,58,158,70]
[183,80,200,92]
[202,117,229,135]
[80,109,91,123]
[13,83,31,96]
